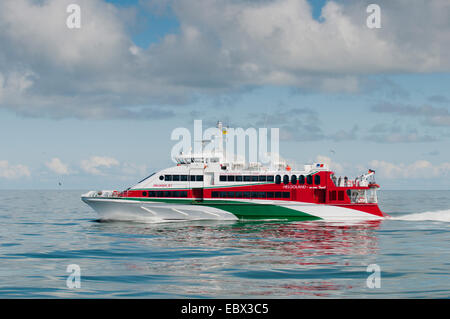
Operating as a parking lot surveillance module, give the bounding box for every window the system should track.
[159,176,164,181]
[298,175,305,184]
[148,191,156,197]
[283,175,289,185]
[220,175,227,182]
[165,175,172,181]
[314,175,321,185]
[163,191,170,197]
[212,191,219,198]
[220,192,227,198]
[172,175,180,181]
[236,176,243,182]
[196,175,203,182]
[306,175,313,185]
[244,176,251,182]
[258,192,266,198]
[267,192,274,198]
[275,175,281,184]
[228,192,235,198]
[235,191,243,198]
[156,191,163,197]
[283,192,290,198]
[142,191,147,196]
[291,175,297,184]
[180,191,188,197]
[173,191,179,197]
[330,190,336,201]
[251,176,258,182]
[227,175,235,182]
[190,175,196,181]
[180,175,188,181]
[259,175,267,182]
[267,176,274,182]
[338,190,344,201]
[275,192,282,198]
[243,192,251,198]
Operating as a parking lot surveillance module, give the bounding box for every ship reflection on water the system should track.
[93,219,382,297]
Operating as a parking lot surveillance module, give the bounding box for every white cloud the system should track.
[0,0,449,118]
[80,156,120,175]
[368,159,450,179]
[0,160,31,179]
[45,158,70,175]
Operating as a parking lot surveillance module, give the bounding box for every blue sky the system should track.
[0,0,449,190]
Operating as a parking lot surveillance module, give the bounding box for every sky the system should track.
[0,0,449,190]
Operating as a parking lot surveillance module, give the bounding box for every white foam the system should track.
[391,209,450,222]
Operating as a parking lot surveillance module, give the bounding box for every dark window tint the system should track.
[142,191,147,196]
[235,192,243,198]
[258,192,266,198]
[228,192,234,198]
[275,175,281,184]
[163,191,170,197]
[159,176,164,181]
[283,175,289,185]
[259,175,267,182]
[346,189,351,197]
[220,175,227,182]
[236,176,243,182]
[243,192,251,198]
[291,175,297,184]
[148,191,156,197]
[314,175,321,185]
[298,175,305,184]
[156,191,163,197]
[267,192,274,198]
[251,192,258,198]
[173,191,179,197]
[181,175,188,181]
[330,190,336,201]
[267,175,274,182]
[190,175,196,181]
[275,192,282,198]
[338,191,344,201]
[283,192,290,198]
[180,191,188,197]
[244,176,251,182]
[251,176,258,182]
[306,175,313,185]
[165,175,172,181]
[196,175,203,182]
[212,191,219,198]
[227,175,235,182]
[172,175,180,181]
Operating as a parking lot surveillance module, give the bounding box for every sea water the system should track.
[0,190,449,298]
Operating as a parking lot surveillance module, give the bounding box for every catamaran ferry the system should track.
[82,122,387,222]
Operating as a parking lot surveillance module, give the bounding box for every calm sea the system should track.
[0,190,449,298]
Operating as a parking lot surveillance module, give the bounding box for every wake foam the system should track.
[392,209,450,222]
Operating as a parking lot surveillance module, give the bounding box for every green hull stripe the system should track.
[95,197,321,220]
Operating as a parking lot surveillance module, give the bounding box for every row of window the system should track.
[143,191,188,198]
[219,174,321,185]
[219,175,275,182]
[158,174,321,185]
[159,175,204,182]
[212,191,290,199]
[329,190,345,201]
